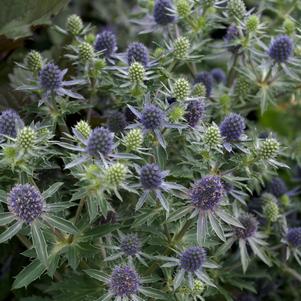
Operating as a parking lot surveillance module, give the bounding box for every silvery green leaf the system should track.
[42,182,64,199]
[0,212,15,225]
[139,287,169,300]
[0,220,23,243]
[248,238,271,266]
[216,210,243,228]
[31,221,48,267]
[12,259,46,289]
[239,239,250,273]
[195,270,216,287]
[209,213,225,241]
[84,269,109,283]
[197,213,207,244]
[43,214,78,234]
[173,268,185,290]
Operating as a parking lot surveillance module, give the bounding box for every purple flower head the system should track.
[94,30,117,57]
[224,25,240,52]
[194,72,213,97]
[0,109,22,138]
[107,111,127,133]
[180,246,206,272]
[220,113,245,142]
[211,68,226,84]
[185,99,205,127]
[235,214,258,239]
[110,266,140,297]
[267,177,287,197]
[286,227,301,247]
[268,35,293,63]
[8,184,44,224]
[153,0,175,25]
[140,163,164,190]
[86,127,114,158]
[127,42,149,67]
[141,104,165,130]
[120,234,141,256]
[39,63,64,91]
[190,176,224,210]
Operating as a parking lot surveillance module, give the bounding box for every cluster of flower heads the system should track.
[1,0,301,300]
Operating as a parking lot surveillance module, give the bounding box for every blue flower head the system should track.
[0,109,23,138]
[120,234,141,256]
[180,247,206,272]
[153,0,175,25]
[268,35,293,63]
[286,227,301,248]
[140,163,164,190]
[185,99,205,127]
[127,42,149,67]
[94,30,117,57]
[190,176,224,210]
[86,127,114,158]
[195,72,213,97]
[109,266,140,297]
[220,113,245,142]
[8,184,45,224]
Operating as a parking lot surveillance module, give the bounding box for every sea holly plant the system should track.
[0,183,77,267]
[1,0,301,300]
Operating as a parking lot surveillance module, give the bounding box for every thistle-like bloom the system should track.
[8,184,45,224]
[94,30,117,57]
[211,68,226,85]
[283,227,301,265]
[0,182,77,259]
[107,111,127,133]
[110,266,140,297]
[38,63,84,99]
[135,163,186,212]
[160,246,217,290]
[286,228,301,248]
[120,234,141,256]
[234,215,258,239]
[220,113,245,142]
[268,35,293,63]
[60,126,138,169]
[267,177,287,197]
[153,0,175,25]
[185,99,205,127]
[104,233,149,266]
[219,213,271,272]
[127,42,149,67]
[190,176,224,210]
[180,247,206,272]
[188,176,243,242]
[86,127,114,158]
[224,25,240,52]
[0,109,23,138]
[25,50,43,73]
[227,0,246,21]
[66,14,83,35]
[194,72,213,97]
[128,103,184,148]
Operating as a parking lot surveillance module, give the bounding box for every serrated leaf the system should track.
[0,212,15,226]
[43,215,78,234]
[42,182,64,199]
[84,269,109,283]
[0,220,23,243]
[12,259,46,289]
[31,222,48,267]
[139,287,169,300]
